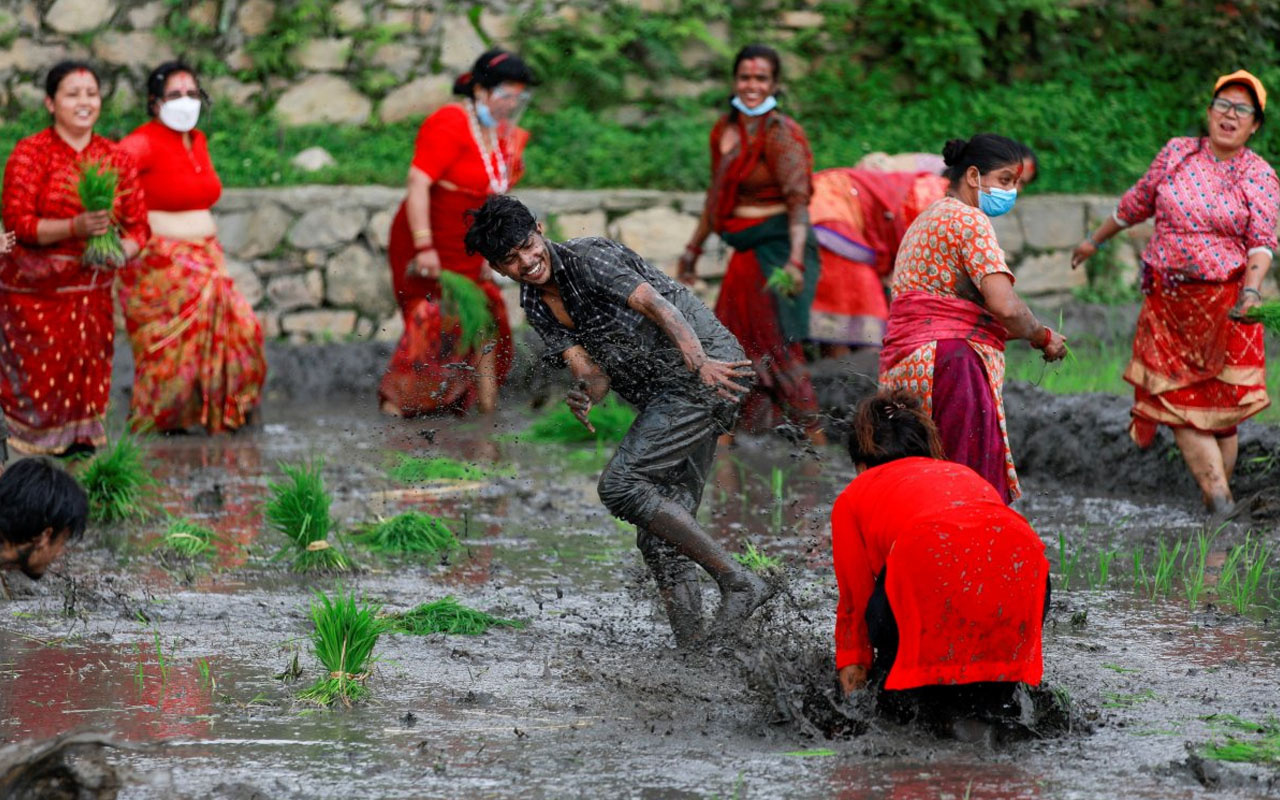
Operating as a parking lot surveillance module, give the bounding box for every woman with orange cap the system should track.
[1074,71,1279,515]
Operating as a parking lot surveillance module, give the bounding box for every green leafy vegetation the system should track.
[353,511,460,557]
[1246,299,1280,336]
[297,590,382,707]
[519,394,637,444]
[386,454,499,483]
[1202,714,1280,765]
[265,460,351,572]
[161,518,216,557]
[77,434,159,524]
[386,596,525,636]
[75,160,125,268]
[733,541,780,573]
[764,267,798,296]
[438,271,496,354]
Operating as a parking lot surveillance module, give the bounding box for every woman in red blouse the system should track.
[0,62,150,456]
[117,61,266,435]
[831,390,1049,723]
[679,44,824,444]
[379,49,536,417]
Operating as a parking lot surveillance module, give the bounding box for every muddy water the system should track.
[2,401,1279,799]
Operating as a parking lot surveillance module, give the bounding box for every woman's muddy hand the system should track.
[1229,288,1263,322]
[1041,329,1069,362]
[1070,240,1096,269]
[409,248,442,279]
[698,359,753,401]
[566,382,595,433]
[73,210,112,238]
[838,664,868,695]
[0,230,15,253]
[782,263,804,296]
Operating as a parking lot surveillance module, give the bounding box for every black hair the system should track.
[1214,81,1266,128]
[846,390,944,468]
[941,133,1023,188]
[145,60,205,117]
[452,49,538,98]
[0,457,89,545]
[45,60,100,99]
[1014,140,1039,184]
[464,194,539,265]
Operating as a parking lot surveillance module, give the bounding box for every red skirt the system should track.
[379,189,513,416]
[808,249,887,346]
[1126,271,1269,446]
[0,255,113,454]
[118,235,265,434]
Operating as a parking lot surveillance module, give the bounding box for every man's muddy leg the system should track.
[637,529,704,647]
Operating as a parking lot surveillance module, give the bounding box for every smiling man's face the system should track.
[490,232,552,286]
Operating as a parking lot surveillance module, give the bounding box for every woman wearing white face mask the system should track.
[117,61,265,435]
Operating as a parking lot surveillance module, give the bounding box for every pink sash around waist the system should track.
[880,291,1008,371]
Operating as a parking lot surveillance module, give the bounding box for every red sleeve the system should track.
[410,105,467,182]
[831,482,876,671]
[2,136,46,244]
[763,115,813,218]
[110,148,151,249]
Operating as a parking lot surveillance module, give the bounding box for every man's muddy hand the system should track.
[697,359,753,402]
[838,664,868,695]
[566,382,595,433]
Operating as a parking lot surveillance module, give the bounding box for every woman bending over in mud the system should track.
[879,134,1067,503]
[831,390,1050,725]
[1073,70,1278,517]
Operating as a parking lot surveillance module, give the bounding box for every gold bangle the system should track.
[411,228,433,240]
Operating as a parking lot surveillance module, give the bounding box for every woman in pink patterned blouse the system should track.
[1074,70,1278,515]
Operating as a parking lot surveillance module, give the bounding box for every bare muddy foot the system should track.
[709,572,776,635]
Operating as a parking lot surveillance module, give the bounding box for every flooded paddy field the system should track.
[3,349,1280,799]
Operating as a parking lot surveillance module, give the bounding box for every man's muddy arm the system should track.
[627,283,752,400]
[563,346,609,402]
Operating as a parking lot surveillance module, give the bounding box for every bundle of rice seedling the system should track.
[520,394,636,444]
[1246,299,1280,335]
[386,596,525,636]
[438,271,495,354]
[765,266,799,296]
[297,590,382,707]
[78,434,159,524]
[265,460,351,572]
[75,159,126,269]
[353,511,459,557]
[162,518,215,557]
[386,453,495,483]
[733,542,781,573]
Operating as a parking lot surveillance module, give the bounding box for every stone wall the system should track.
[208,186,1187,342]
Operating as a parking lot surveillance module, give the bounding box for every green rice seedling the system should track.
[764,266,798,296]
[265,460,350,572]
[1089,548,1118,591]
[1056,532,1082,591]
[1218,534,1274,615]
[74,159,126,269]
[733,541,781,573]
[1245,298,1280,336]
[1102,688,1156,709]
[519,394,636,444]
[1182,531,1213,610]
[1202,714,1280,765]
[353,511,459,557]
[387,596,525,636]
[297,590,382,707]
[1150,538,1182,600]
[77,434,159,524]
[1131,547,1149,594]
[770,466,786,530]
[437,271,495,354]
[386,453,499,483]
[162,518,216,557]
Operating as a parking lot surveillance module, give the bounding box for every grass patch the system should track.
[297,590,382,708]
[733,542,781,573]
[386,596,525,636]
[77,434,160,524]
[161,518,216,557]
[519,394,636,444]
[1202,714,1280,765]
[386,453,499,483]
[265,460,351,572]
[353,512,459,557]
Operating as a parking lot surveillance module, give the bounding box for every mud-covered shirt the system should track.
[521,237,744,408]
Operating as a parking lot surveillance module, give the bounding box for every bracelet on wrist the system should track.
[1035,325,1053,349]
[1086,234,1106,249]
[684,243,703,256]
[414,243,435,254]
[1242,287,1262,298]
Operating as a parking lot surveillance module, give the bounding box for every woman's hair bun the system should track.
[942,138,969,166]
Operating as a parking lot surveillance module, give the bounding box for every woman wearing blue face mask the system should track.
[380,49,536,418]
[879,134,1067,503]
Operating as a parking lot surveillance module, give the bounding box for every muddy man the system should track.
[465,195,775,646]
[0,458,88,586]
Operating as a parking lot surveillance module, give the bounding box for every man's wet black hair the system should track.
[941,133,1022,188]
[453,49,539,98]
[846,390,944,468]
[464,194,539,265]
[145,60,206,117]
[0,458,89,545]
[45,60,100,99]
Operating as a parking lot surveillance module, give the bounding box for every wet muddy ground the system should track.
[3,346,1280,799]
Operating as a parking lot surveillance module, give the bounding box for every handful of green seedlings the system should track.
[353,511,459,557]
[1245,299,1280,336]
[75,159,126,269]
[297,590,382,707]
[438,271,496,354]
[386,596,525,636]
[265,460,351,572]
[162,518,216,557]
[733,542,781,573]
[764,265,799,296]
[520,394,636,444]
[77,434,159,524]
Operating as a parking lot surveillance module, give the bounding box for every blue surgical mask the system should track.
[475,100,497,128]
[977,176,1017,217]
[731,95,777,117]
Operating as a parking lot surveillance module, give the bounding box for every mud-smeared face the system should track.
[1208,84,1262,152]
[491,233,552,285]
[1,527,70,580]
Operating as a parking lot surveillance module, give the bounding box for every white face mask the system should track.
[158,96,201,132]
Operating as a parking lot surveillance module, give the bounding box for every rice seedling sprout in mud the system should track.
[298,590,382,707]
[438,271,496,354]
[354,511,459,557]
[265,460,350,572]
[78,433,160,524]
[519,394,636,444]
[734,542,781,573]
[1218,534,1274,615]
[1088,548,1117,591]
[75,159,126,268]
[1055,532,1082,591]
[387,596,525,636]
[1149,538,1182,600]
[1202,714,1280,765]
[1182,531,1212,610]
[386,453,501,483]
[161,518,216,557]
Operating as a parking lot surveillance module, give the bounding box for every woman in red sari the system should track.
[1074,71,1278,515]
[379,49,536,417]
[832,390,1050,727]
[0,62,150,456]
[118,61,266,435]
[678,44,824,444]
